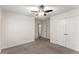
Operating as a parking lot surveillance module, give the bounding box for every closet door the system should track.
[38,24,42,37]
[42,23,47,38]
[65,17,77,50]
[52,19,66,46]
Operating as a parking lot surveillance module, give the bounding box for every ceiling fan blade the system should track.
[31,10,38,12]
[44,10,53,12]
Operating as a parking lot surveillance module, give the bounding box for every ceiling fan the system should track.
[31,5,53,16]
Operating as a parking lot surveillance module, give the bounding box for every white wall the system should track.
[50,8,79,51]
[1,10,35,49]
[0,8,2,52]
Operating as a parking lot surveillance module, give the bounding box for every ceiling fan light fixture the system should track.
[38,12,44,16]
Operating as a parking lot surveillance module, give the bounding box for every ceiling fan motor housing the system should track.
[36,13,47,16]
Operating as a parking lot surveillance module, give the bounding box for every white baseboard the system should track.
[2,40,35,50]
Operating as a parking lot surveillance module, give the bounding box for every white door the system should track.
[38,24,42,37]
[51,17,78,51]
[42,23,47,38]
[52,19,66,46]
[65,17,77,50]
[44,24,47,38]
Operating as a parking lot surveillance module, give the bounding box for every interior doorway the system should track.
[35,17,50,41]
[38,24,42,38]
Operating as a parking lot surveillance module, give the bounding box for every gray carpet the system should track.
[1,38,79,54]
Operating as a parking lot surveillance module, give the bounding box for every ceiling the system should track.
[0,5,79,17]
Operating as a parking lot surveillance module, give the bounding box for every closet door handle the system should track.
[64,34,68,35]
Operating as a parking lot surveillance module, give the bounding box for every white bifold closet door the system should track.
[65,17,77,50]
[51,17,78,51]
[51,19,66,46]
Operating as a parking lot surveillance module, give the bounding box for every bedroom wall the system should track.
[1,10,35,49]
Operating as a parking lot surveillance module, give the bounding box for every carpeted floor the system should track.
[1,38,79,54]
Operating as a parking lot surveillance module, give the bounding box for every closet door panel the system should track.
[65,17,77,50]
[52,19,66,46]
